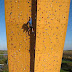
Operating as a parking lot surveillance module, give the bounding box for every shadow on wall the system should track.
[22,0,37,72]
[22,23,28,32]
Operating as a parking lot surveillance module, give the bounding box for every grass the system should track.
[3,71,8,72]
[61,59,72,72]
[63,50,72,54]
[63,50,72,60]
[62,60,72,63]
[60,69,69,72]
[0,50,7,54]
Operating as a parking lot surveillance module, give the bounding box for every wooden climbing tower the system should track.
[5,0,70,72]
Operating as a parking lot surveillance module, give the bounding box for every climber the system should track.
[27,17,34,32]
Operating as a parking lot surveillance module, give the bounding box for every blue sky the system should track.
[64,0,72,50]
[0,0,72,50]
[0,0,7,50]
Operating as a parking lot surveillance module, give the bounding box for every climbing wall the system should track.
[5,0,32,72]
[34,0,70,72]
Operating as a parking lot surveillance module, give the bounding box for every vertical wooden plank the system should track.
[34,0,70,72]
[5,0,32,72]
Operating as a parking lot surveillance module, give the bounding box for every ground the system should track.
[61,50,72,72]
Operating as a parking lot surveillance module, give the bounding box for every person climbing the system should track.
[27,17,34,32]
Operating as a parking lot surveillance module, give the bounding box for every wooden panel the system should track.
[34,0,70,72]
[5,0,32,72]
